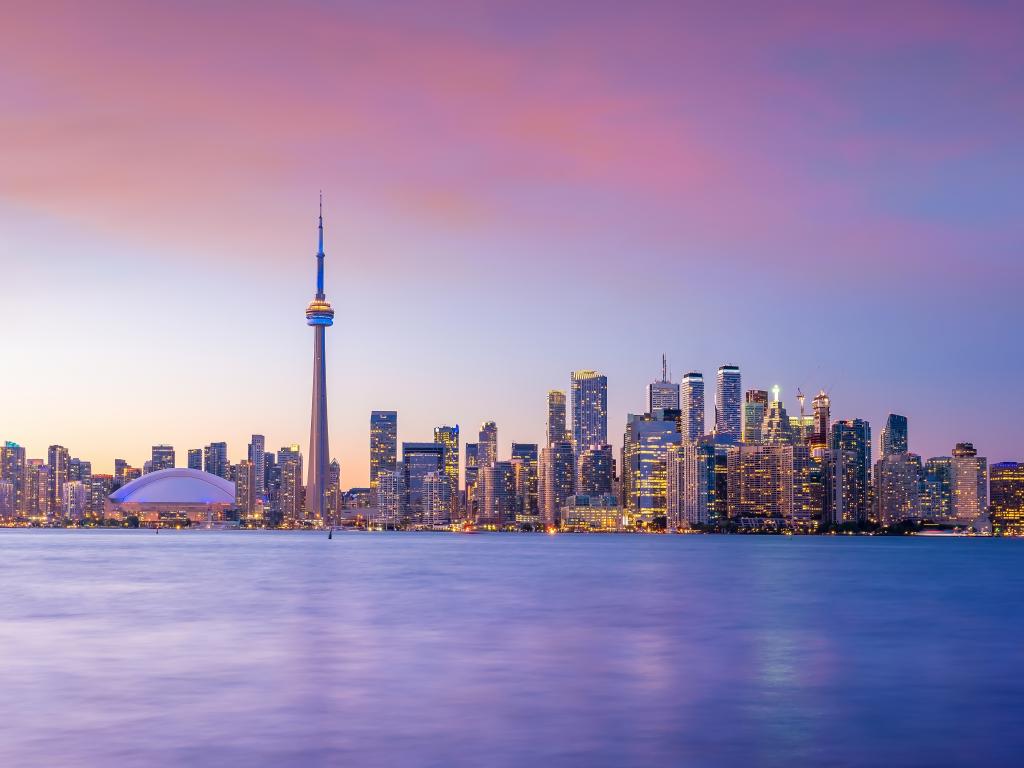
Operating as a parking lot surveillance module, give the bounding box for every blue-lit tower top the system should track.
[306,192,335,327]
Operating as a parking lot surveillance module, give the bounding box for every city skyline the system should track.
[3,1,1023,481]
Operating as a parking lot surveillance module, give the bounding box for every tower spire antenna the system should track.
[315,191,325,299]
[661,353,667,382]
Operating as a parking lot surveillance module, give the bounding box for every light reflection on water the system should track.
[0,530,1022,767]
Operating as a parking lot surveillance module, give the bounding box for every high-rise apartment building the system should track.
[478,461,516,528]
[571,370,608,450]
[726,444,794,528]
[375,469,402,528]
[951,442,987,523]
[510,443,539,518]
[203,442,229,479]
[825,419,871,526]
[873,452,923,526]
[922,456,953,521]
[370,411,398,486]
[811,390,831,448]
[714,365,741,445]
[742,389,768,444]
[150,445,175,472]
[539,440,575,528]
[464,443,479,520]
[47,445,69,514]
[577,444,614,497]
[247,435,266,494]
[187,449,202,472]
[422,471,451,527]
[680,372,705,442]
[434,425,460,519]
[478,421,498,469]
[546,390,567,446]
[760,387,793,446]
[667,438,716,528]
[402,442,445,523]
[880,414,909,458]
[622,411,681,526]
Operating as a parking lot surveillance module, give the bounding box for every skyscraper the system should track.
[370,411,398,486]
[880,414,909,457]
[667,438,716,528]
[680,372,705,442]
[990,462,1024,536]
[742,389,768,444]
[546,390,567,447]
[510,443,539,519]
[47,445,69,514]
[247,435,266,494]
[726,444,794,528]
[203,442,229,479]
[478,421,498,468]
[434,425,460,519]
[811,390,831,448]
[571,370,608,450]
[187,449,203,472]
[478,461,516,528]
[151,445,175,472]
[539,440,575,528]
[873,452,923,526]
[621,411,681,527]
[647,354,680,412]
[402,442,445,523]
[464,443,479,520]
[951,442,987,523]
[305,196,335,524]
[826,419,871,526]
[760,386,793,446]
[714,365,741,445]
[422,471,451,527]
[577,444,614,497]
[921,456,953,521]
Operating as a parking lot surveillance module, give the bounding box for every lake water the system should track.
[0,530,1021,767]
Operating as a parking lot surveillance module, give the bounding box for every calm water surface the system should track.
[0,530,1022,767]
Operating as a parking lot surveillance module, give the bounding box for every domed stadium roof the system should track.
[109,468,235,504]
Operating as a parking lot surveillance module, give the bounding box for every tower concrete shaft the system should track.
[305,195,334,523]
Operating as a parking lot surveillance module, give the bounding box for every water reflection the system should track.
[0,531,1021,767]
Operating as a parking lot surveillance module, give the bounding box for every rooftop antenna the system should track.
[661,353,667,382]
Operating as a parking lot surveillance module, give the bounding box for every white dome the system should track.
[109,468,235,504]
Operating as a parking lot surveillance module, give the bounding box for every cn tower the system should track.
[305,194,334,524]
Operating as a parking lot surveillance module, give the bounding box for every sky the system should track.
[1,0,1022,482]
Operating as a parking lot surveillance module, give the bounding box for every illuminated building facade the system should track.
[187,449,202,471]
[714,365,741,445]
[743,389,768,444]
[478,421,498,469]
[61,480,87,521]
[577,444,613,496]
[235,459,257,521]
[826,419,871,525]
[880,414,909,457]
[107,468,236,526]
[681,372,705,441]
[402,442,445,523]
[667,438,716,528]
[571,370,608,450]
[921,456,953,521]
[247,435,266,494]
[990,462,1024,536]
[478,461,516,528]
[760,387,793,446]
[547,390,567,446]
[561,494,624,531]
[464,443,479,520]
[370,411,398,486]
[150,445,175,472]
[375,469,401,527]
[873,452,922,526]
[422,471,451,526]
[203,442,229,479]
[726,444,793,528]
[511,443,538,519]
[951,442,987,523]
[47,444,69,515]
[539,440,575,528]
[433,425,460,519]
[622,411,681,526]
